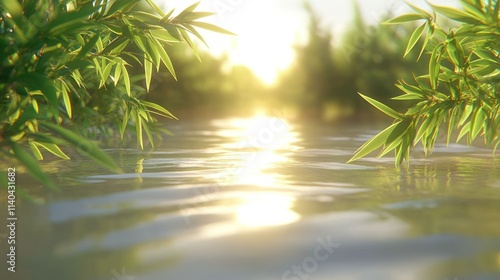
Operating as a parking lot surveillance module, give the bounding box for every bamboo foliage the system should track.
[350,0,500,165]
[0,0,231,188]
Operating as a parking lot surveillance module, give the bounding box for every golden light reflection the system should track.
[235,192,299,227]
[207,115,302,228]
[497,252,500,268]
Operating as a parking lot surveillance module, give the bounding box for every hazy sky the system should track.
[159,0,460,84]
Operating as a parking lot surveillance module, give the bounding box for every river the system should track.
[9,115,500,280]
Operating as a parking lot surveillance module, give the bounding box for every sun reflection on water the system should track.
[208,114,302,228]
[235,192,299,227]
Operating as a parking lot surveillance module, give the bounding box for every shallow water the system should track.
[6,116,500,280]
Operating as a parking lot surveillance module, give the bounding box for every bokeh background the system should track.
[140,0,459,121]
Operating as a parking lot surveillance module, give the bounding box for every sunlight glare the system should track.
[236,193,299,227]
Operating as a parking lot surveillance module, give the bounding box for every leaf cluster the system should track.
[0,0,231,188]
[350,0,500,165]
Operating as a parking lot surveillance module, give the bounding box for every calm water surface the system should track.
[7,116,500,280]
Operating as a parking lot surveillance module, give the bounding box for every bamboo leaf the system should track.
[471,107,485,139]
[406,2,433,17]
[142,121,155,148]
[179,28,201,61]
[404,22,427,57]
[114,61,122,86]
[348,122,399,163]
[107,0,140,15]
[144,0,165,17]
[135,111,144,149]
[150,29,180,42]
[457,122,471,142]
[29,142,44,160]
[181,12,216,21]
[141,100,178,120]
[383,14,426,24]
[149,36,177,80]
[61,87,72,118]
[430,3,481,23]
[121,63,131,96]
[40,122,122,173]
[144,57,153,92]
[76,34,100,59]
[189,21,236,35]
[174,2,201,21]
[359,93,404,119]
[160,8,176,23]
[392,93,425,101]
[429,44,444,89]
[11,142,56,189]
[179,24,206,47]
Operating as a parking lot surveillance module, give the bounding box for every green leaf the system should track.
[46,4,100,36]
[134,110,144,149]
[182,23,209,47]
[404,22,427,57]
[114,61,122,86]
[144,57,153,92]
[460,0,487,21]
[29,142,44,160]
[150,29,181,42]
[447,107,457,145]
[11,142,57,190]
[429,44,444,89]
[392,93,425,101]
[189,21,236,35]
[61,84,73,119]
[359,93,404,119]
[160,8,176,23]
[405,2,433,17]
[32,133,67,146]
[416,114,436,143]
[107,0,140,15]
[149,36,177,80]
[430,4,480,23]
[76,34,100,59]
[418,23,434,60]
[40,122,122,173]
[446,35,465,67]
[457,122,471,142]
[121,63,131,96]
[470,107,485,139]
[142,121,155,148]
[120,107,129,140]
[141,100,178,120]
[16,73,58,108]
[179,28,201,61]
[36,142,70,160]
[144,0,165,17]
[383,14,426,24]
[348,122,399,163]
[386,118,412,147]
[174,2,201,20]
[459,104,473,126]
[181,12,216,21]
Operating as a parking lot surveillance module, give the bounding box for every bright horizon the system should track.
[158,0,459,85]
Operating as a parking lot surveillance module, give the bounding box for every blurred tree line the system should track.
[141,1,430,121]
[271,2,429,121]
[143,45,267,119]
